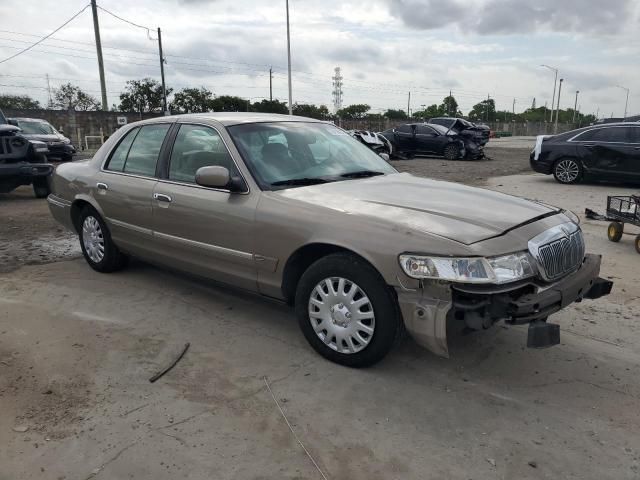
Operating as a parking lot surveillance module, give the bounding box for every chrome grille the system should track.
[528,222,585,282]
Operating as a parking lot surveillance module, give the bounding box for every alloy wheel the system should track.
[82,216,105,263]
[555,159,580,183]
[308,277,375,354]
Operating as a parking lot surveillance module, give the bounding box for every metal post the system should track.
[157,27,168,115]
[285,0,293,115]
[269,66,273,102]
[407,91,411,118]
[46,73,52,108]
[554,78,563,134]
[550,69,557,123]
[573,90,579,124]
[485,93,490,121]
[90,0,108,111]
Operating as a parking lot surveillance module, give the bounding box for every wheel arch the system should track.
[280,242,390,305]
[70,194,105,233]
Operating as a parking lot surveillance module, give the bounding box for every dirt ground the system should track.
[1,140,640,479]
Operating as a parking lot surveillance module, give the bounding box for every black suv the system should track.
[427,117,490,147]
[530,123,640,184]
[0,109,53,197]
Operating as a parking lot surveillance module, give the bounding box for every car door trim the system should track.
[153,230,254,262]
[107,217,153,236]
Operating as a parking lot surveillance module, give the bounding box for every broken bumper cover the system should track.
[396,254,612,358]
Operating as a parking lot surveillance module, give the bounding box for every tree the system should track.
[468,98,496,122]
[170,87,214,113]
[0,94,41,110]
[383,109,407,120]
[252,99,288,114]
[210,95,249,112]
[336,104,370,119]
[293,103,330,119]
[53,83,100,111]
[119,78,171,113]
[414,104,443,119]
[439,95,460,117]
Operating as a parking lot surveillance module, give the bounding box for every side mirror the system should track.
[195,166,230,189]
[378,152,390,162]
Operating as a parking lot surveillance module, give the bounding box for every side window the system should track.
[629,127,640,144]
[416,125,436,136]
[575,127,628,143]
[396,125,413,134]
[168,124,235,183]
[123,124,171,177]
[106,127,139,172]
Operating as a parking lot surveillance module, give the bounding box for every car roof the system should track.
[159,112,324,126]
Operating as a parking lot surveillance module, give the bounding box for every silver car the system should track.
[48,113,612,366]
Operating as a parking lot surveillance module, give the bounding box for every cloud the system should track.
[386,0,637,35]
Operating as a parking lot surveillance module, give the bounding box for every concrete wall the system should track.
[2,108,163,149]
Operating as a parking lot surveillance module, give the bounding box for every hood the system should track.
[276,172,559,245]
[0,124,20,136]
[19,133,68,143]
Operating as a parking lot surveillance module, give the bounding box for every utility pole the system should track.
[541,65,558,123]
[269,67,273,102]
[46,73,52,108]
[157,27,168,115]
[554,78,563,134]
[407,91,411,118]
[485,93,490,122]
[544,100,547,121]
[595,106,599,120]
[285,0,293,115]
[90,0,108,111]
[616,85,630,118]
[572,90,579,124]
[512,98,516,116]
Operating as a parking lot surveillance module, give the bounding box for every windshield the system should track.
[16,120,58,135]
[228,122,397,190]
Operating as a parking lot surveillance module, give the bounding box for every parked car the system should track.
[427,117,490,147]
[593,114,640,125]
[349,130,392,159]
[7,117,75,161]
[380,123,483,160]
[0,110,53,198]
[530,123,640,184]
[48,113,612,366]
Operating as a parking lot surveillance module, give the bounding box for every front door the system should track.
[414,125,444,154]
[151,123,259,291]
[94,123,172,255]
[394,124,416,153]
[574,126,634,180]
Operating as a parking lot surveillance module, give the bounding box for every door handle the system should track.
[96,182,108,191]
[153,193,172,203]
[583,144,595,148]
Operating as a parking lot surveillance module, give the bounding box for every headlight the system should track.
[399,251,536,284]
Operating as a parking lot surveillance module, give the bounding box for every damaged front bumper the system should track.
[396,254,613,357]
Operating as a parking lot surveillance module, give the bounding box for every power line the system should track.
[96,4,155,38]
[0,4,90,64]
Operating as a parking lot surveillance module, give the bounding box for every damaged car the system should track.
[427,117,490,147]
[47,113,612,367]
[0,109,52,198]
[349,129,393,159]
[8,117,76,162]
[380,123,484,160]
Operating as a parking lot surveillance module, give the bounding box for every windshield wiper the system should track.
[271,177,331,187]
[340,170,386,179]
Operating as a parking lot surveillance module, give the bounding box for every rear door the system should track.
[151,122,259,291]
[94,123,172,255]
[414,125,443,154]
[394,124,416,152]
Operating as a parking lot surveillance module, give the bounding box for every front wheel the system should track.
[32,178,50,198]
[635,235,640,254]
[553,158,583,184]
[443,144,461,160]
[78,207,128,273]
[295,253,401,367]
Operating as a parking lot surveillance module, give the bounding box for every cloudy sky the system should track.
[0,0,638,118]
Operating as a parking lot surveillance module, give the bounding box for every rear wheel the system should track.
[295,253,400,367]
[607,222,623,242]
[443,144,460,160]
[78,206,128,273]
[32,178,50,198]
[635,235,640,254]
[553,158,583,184]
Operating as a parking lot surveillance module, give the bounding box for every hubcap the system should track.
[308,277,375,354]
[82,216,105,263]
[556,160,579,183]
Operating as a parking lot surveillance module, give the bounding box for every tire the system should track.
[553,158,583,184]
[443,144,460,160]
[32,178,50,198]
[635,235,640,254]
[78,206,128,273]
[607,222,623,242]
[295,253,401,367]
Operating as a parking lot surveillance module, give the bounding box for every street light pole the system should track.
[157,27,168,115]
[285,0,293,115]
[573,90,579,124]
[541,65,558,123]
[554,78,563,134]
[616,85,630,118]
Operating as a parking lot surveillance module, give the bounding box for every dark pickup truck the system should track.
[0,110,52,198]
